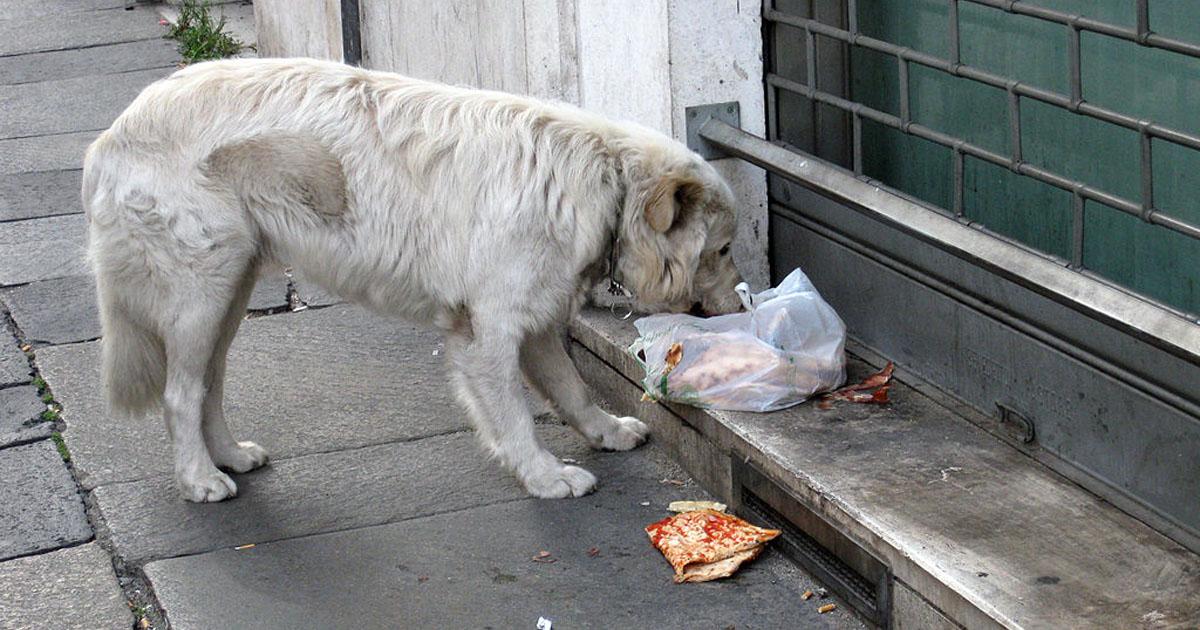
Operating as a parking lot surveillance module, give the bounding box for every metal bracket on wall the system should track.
[686,102,741,160]
[996,402,1036,444]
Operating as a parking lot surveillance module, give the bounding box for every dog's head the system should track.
[617,147,744,316]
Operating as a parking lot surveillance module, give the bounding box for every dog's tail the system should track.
[96,288,166,417]
[84,134,168,417]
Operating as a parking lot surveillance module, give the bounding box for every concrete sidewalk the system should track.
[0,3,857,628]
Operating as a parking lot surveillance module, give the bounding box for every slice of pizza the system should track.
[645,509,781,583]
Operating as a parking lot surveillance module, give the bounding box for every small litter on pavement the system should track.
[818,603,837,614]
[668,500,727,513]
[531,550,557,564]
[587,547,600,557]
[802,590,814,600]
[645,508,780,583]
[536,617,553,630]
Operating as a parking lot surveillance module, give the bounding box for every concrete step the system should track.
[571,308,1200,629]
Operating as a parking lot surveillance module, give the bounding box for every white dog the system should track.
[83,58,743,503]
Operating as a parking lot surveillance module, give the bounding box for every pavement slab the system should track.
[144,446,857,630]
[0,6,163,56]
[2,271,289,348]
[1,67,165,139]
[0,339,30,387]
[0,440,91,561]
[0,384,51,448]
[0,0,133,21]
[98,427,622,565]
[3,275,99,346]
[0,542,132,630]
[0,130,97,176]
[0,169,82,221]
[0,214,87,286]
[0,38,178,85]
[39,305,466,489]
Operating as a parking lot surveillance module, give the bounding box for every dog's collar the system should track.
[606,232,634,319]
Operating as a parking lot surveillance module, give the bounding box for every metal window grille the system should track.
[763,0,1200,320]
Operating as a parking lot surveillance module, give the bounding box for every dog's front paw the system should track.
[596,416,650,451]
[212,441,270,473]
[522,463,597,499]
[178,468,238,503]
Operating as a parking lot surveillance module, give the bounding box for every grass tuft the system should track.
[165,0,243,63]
[50,432,70,462]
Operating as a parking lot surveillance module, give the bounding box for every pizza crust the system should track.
[645,509,781,583]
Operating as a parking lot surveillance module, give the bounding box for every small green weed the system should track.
[50,432,70,462]
[40,408,60,423]
[165,1,243,63]
[31,376,46,391]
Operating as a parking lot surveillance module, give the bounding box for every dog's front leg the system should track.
[520,328,650,451]
[447,325,597,498]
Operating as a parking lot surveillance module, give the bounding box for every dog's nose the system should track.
[688,302,707,317]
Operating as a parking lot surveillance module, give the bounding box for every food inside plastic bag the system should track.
[629,268,846,412]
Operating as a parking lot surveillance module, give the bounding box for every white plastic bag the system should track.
[628,268,846,412]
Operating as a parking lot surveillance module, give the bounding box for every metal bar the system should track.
[340,0,362,66]
[960,0,1200,58]
[852,112,863,175]
[1007,85,1022,167]
[765,10,1200,153]
[766,73,1200,241]
[948,0,961,66]
[846,0,858,37]
[1067,23,1082,108]
[1136,0,1151,44]
[805,24,817,90]
[898,58,911,130]
[1071,189,1085,269]
[1141,128,1155,222]
[953,147,965,217]
[805,23,818,153]
[698,117,1200,363]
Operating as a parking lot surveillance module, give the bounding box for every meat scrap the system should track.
[645,509,780,583]
[817,362,895,410]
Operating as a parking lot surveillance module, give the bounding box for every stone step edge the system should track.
[567,310,1197,630]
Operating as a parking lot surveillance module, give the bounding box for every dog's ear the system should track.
[644,173,703,233]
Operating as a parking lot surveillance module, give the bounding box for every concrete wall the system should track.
[255,0,769,287]
[254,0,342,60]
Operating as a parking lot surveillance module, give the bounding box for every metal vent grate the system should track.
[735,462,891,627]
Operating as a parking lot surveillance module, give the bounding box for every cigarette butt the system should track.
[818,604,837,614]
[234,543,255,550]
[801,590,814,600]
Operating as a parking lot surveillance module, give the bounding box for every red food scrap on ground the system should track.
[817,362,895,410]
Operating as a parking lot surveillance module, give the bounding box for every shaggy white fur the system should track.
[83,58,743,502]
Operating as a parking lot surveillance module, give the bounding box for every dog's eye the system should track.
[718,244,731,256]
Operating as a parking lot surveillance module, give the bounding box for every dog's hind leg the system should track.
[446,320,597,499]
[163,298,243,503]
[201,264,269,474]
[520,327,650,451]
